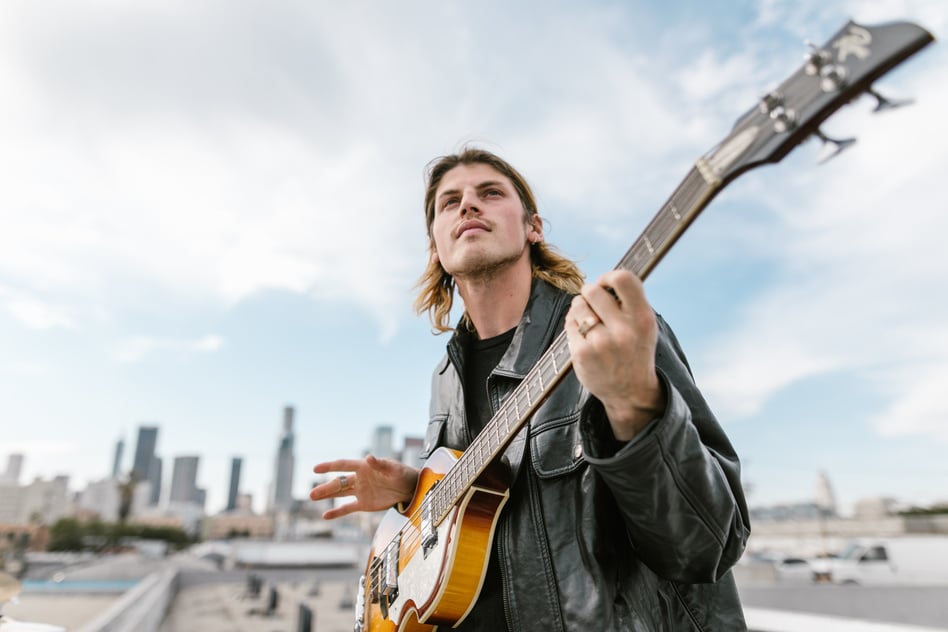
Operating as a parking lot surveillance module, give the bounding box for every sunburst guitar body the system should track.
[354,447,510,631]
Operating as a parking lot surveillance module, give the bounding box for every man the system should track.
[310,148,749,630]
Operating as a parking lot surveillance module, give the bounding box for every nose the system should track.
[459,189,479,216]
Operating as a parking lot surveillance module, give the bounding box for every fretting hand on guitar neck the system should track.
[310,19,934,632]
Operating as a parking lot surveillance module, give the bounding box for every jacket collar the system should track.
[446,278,572,380]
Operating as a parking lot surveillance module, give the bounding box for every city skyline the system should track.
[0,415,430,517]
[2,417,940,520]
[2,2,947,517]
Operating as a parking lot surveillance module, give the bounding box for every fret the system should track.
[499,407,510,433]
[476,439,487,464]
[452,468,462,498]
[488,421,499,450]
[516,392,529,418]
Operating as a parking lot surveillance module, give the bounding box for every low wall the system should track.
[73,566,179,632]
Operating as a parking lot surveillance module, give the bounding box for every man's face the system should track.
[430,163,540,280]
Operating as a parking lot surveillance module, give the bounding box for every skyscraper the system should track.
[169,456,200,504]
[148,456,163,506]
[270,406,295,513]
[132,426,162,506]
[227,457,242,512]
[2,454,24,484]
[111,438,124,479]
[132,426,158,482]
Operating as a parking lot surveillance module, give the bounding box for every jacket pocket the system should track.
[421,414,447,460]
[529,411,585,478]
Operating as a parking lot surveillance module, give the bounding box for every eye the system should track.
[440,196,459,212]
[484,188,503,197]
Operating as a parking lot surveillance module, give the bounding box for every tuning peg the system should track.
[803,40,832,75]
[867,87,914,112]
[813,129,857,163]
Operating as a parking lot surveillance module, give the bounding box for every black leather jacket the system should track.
[421,279,750,631]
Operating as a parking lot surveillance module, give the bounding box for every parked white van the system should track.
[817,536,948,586]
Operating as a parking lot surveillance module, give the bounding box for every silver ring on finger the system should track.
[578,316,599,338]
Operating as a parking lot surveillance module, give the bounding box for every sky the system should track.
[1,0,946,517]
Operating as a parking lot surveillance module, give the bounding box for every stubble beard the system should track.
[449,245,528,286]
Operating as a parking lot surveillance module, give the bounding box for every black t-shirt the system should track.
[455,326,516,632]
[464,326,516,437]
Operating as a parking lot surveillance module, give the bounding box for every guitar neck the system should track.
[428,165,722,525]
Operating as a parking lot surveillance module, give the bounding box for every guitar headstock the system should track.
[699,20,934,184]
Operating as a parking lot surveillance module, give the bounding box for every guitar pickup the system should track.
[378,534,400,619]
[421,485,439,558]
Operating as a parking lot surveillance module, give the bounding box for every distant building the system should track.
[370,425,396,460]
[111,438,125,479]
[204,513,275,540]
[132,426,162,506]
[129,513,186,530]
[814,470,838,517]
[236,493,254,514]
[77,478,121,522]
[750,502,831,522]
[131,480,153,517]
[227,457,242,512]
[401,436,424,467]
[853,496,906,519]
[195,488,207,510]
[0,523,49,555]
[169,456,200,504]
[131,426,158,482]
[2,454,24,484]
[147,456,163,506]
[270,406,296,513]
[0,475,69,524]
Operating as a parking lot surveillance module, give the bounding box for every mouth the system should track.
[456,219,489,238]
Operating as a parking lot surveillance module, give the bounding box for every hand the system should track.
[565,270,666,441]
[309,455,419,520]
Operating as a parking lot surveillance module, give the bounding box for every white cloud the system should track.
[5,296,75,330]
[115,333,225,364]
[874,362,948,441]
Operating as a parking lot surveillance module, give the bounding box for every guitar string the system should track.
[364,169,715,594]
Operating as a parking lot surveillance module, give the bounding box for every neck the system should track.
[456,261,533,339]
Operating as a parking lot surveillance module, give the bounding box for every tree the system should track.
[48,518,84,551]
[117,471,137,524]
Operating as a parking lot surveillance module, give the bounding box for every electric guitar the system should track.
[354,19,935,632]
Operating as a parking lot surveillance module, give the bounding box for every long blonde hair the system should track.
[414,147,584,333]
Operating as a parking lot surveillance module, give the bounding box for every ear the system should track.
[528,215,544,243]
[430,250,440,265]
